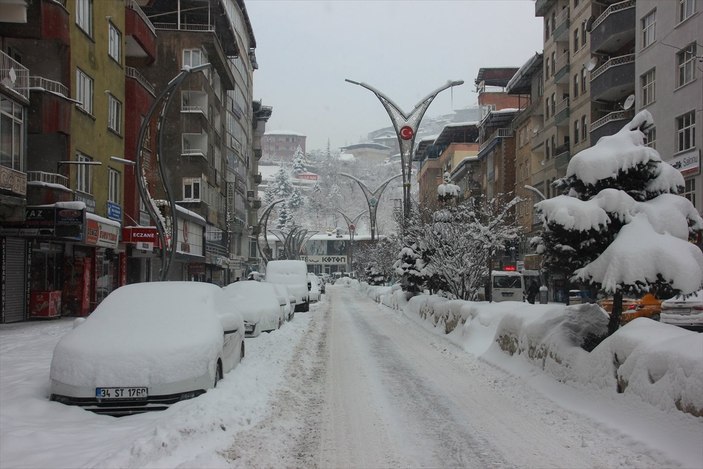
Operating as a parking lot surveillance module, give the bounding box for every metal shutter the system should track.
[2,238,27,323]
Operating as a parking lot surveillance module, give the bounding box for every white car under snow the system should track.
[50,282,245,416]
[223,281,283,336]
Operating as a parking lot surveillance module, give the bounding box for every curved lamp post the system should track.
[345,79,463,220]
[337,209,366,273]
[339,173,401,241]
[135,63,212,281]
[255,199,284,263]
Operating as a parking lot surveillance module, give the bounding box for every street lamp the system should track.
[134,63,212,281]
[339,172,401,241]
[345,78,464,220]
[337,209,366,273]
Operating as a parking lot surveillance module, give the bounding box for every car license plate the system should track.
[95,387,148,399]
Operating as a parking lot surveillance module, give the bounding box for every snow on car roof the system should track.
[50,282,226,387]
[222,281,280,321]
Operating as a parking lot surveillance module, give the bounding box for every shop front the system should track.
[122,225,161,284]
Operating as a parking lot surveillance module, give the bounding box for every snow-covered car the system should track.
[265,260,310,312]
[307,273,322,302]
[271,283,295,321]
[598,293,662,324]
[49,282,244,416]
[660,290,703,330]
[223,280,283,336]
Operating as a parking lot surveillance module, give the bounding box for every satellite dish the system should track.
[586,57,598,72]
[622,94,635,110]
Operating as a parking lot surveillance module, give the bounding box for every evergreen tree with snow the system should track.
[289,187,303,210]
[536,111,703,335]
[292,146,307,174]
[272,166,294,199]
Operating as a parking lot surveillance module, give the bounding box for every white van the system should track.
[265,260,310,312]
[491,271,525,302]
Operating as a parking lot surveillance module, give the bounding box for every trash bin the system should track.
[539,286,548,304]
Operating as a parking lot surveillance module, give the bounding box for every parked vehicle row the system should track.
[49,262,327,417]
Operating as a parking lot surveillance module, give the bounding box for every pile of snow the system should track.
[358,282,703,417]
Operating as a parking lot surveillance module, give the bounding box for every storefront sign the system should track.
[106,202,122,222]
[0,165,27,196]
[177,218,203,256]
[122,226,161,248]
[300,255,347,265]
[86,215,120,248]
[670,149,700,177]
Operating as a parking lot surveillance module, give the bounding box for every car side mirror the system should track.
[219,313,241,334]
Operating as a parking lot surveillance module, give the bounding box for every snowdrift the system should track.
[358,282,703,417]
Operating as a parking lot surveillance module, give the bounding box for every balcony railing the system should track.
[1,50,30,101]
[26,171,68,188]
[127,0,156,36]
[125,67,155,95]
[152,22,214,32]
[591,54,635,81]
[479,128,513,152]
[591,0,635,31]
[591,109,634,131]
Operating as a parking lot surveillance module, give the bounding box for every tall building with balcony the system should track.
[635,0,701,212]
[588,0,636,144]
[261,131,307,163]
[140,0,262,283]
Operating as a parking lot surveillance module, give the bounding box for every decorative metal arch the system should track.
[256,199,284,263]
[337,209,367,272]
[339,173,401,241]
[345,79,463,219]
[135,63,212,280]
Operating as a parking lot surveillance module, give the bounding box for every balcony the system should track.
[554,51,570,84]
[25,76,72,135]
[125,66,155,96]
[553,7,570,42]
[251,198,262,209]
[479,128,513,154]
[554,97,570,126]
[535,0,556,17]
[253,173,262,184]
[1,51,30,102]
[1,165,27,198]
[125,0,156,62]
[590,0,635,54]
[590,54,635,102]
[0,0,70,45]
[181,91,208,116]
[26,171,74,205]
[181,133,208,158]
[590,109,634,143]
[553,144,571,171]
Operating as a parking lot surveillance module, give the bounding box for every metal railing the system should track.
[479,128,513,152]
[1,51,30,100]
[26,171,69,187]
[126,67,155,95]
[591,54,635,81]
[127,0,156,36]
[591,109,634,131]
[27,76,70,98]
[152,22,214,32]
[592,0,635,31]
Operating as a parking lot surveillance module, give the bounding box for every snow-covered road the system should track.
[1,284,696,468]
[225,285,678,468]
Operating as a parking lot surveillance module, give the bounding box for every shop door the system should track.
[2,238,27,323]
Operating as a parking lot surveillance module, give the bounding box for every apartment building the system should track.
[0,0,266,322]
[261,131,307,163]
[636,0,701,211]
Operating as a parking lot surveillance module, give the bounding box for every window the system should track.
[183,48,205,68]
[683,178,696,208]
[545,57,550,81]
[108,23,121,63]
[573,28,579,53]
[107,94,122,134]
[76,153,93,194]
[641,68,655,106]
[551,51,556,76]
[545,18,551,41]
[676,111,696,153]
[641,10,656,48]
[76,69,93,114]
[581,67,587,93]
[678,0,696,22]
[108,168,120,203]
[677,43,697,87]
[573,73,579,98]
[581,115,588,142]
[183,178,201,200]
[644,127,656,149]
[76,0,92,36]
[0,96,24,171]
[550,92,556,116]
[574,119,580,145]
[545,95,550,119]
[581,20,587,47]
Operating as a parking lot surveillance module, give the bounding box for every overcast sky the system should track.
[246,0,544,151]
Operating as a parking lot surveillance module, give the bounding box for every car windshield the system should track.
[494,276,522,288]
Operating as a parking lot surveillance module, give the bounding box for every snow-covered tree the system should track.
[288,187,303,210]
[292,146,306,174]
[536,110,703,335]
[272,166,294,198]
